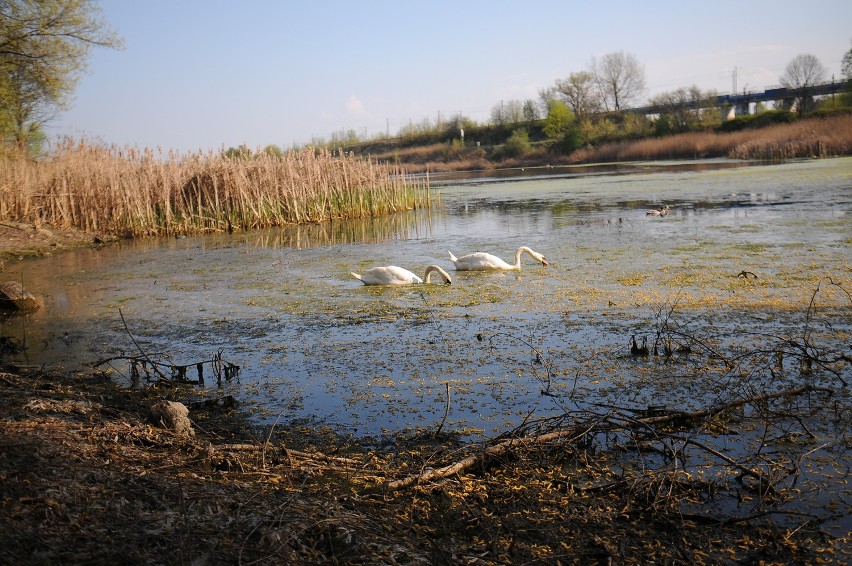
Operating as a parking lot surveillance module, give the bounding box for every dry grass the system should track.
[0,143,432,237]
[1,368,846,565]
[569,113,852,163]
[364,114,852,172]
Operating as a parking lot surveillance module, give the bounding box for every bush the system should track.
[717,110,796,132]
[555,127,583,154]
[500,129,532,158]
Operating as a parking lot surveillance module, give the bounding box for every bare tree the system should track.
[649,85,717,134]
[590,51,646,111]
[554,71,602,118]
[490,100,525,125]
[841,40,852,80]
[522,99,540,121]
[780,53,827,115]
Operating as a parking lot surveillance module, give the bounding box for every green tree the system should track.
[0,0,123,155]
[501,128,531,157]
[542,99,574,139]
[542,100,581,154]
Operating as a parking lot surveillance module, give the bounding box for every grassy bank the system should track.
[367,114,852,172]
[0,143,432,238]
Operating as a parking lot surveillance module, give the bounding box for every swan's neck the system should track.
[424,266,448,283]
[514,247,532,268]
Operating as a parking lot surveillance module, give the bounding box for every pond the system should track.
[4,156,851,535]
[3,157,849,440]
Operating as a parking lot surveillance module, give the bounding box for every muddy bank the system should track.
[1,362,848,564]
[0,221,116,263]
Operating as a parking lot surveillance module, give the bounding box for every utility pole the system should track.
[731,67,737,95]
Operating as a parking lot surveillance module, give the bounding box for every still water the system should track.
[3,158,850,439]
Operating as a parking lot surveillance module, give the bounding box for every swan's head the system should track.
[424,265,453,285]
[534,252,549,266]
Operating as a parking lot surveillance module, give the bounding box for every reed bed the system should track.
[0,142,433,237]
[569,114,852,163]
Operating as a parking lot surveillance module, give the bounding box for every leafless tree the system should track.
[649,85,717,133]
[590,51,646,111]
[780,53,827,115]
[554,71,602,118]
[490,100,526,125]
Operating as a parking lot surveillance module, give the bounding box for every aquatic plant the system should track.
[0,142,434,237]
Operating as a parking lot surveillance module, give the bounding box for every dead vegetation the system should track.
[1,306,849,566]
[0,143,431,238]
[368,114,852,173]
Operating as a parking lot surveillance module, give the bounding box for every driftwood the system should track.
[0,281,39,312]
[387,384,826,490]
[387,418,601,490]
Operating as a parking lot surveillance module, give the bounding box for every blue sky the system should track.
[49,0,851,153]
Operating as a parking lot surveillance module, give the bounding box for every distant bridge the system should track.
[630,80,850,118]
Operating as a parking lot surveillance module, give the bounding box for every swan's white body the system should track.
[351,265,452,286]
[448,246,548,271]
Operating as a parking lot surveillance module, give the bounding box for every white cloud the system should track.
[345,95,366,115]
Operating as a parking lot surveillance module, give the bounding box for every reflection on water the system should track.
[425,158,761,187]
[4,156,848,538]
[2,157,850,435]
[244,208,441,249]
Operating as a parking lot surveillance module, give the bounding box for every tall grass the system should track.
[0,142,433,237]
[568,114,852,163]
[363,114,852,172]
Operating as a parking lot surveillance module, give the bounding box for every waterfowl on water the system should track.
[646,205,670,216]
[350,265,452,286]
[448,246,549,271]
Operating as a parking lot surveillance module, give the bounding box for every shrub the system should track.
[717,110,796,132]
[500,129,532,158]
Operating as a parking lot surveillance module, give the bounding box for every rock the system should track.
[0,281,40,312]
[150,400,194,437]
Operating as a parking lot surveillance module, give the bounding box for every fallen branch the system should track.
[387,417,602,490]
[387,384,828,490]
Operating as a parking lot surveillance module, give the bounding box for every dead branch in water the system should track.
[387,384,829,490]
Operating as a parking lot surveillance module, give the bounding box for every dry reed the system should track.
[0,142,433,237]
[569,114,852,163]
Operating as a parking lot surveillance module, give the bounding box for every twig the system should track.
[118,308,167,380]
[435,382,451,437]
[387,384,828,490]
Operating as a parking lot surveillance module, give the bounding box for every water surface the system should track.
[3,157,849,439]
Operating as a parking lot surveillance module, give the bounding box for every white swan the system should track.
[350,265,453,286]
[448,246,549,271]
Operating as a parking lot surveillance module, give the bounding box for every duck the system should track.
[350,265,452,286]
[646,205,670,216]
[448,246,548,271]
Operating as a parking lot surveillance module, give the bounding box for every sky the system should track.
[48,0,852,154]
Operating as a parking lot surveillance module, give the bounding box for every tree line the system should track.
[346,45,851,160]
[1,2,850,159]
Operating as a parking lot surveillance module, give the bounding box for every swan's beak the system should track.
[541,258,549,266]
[445,280,453,285]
